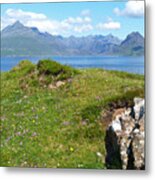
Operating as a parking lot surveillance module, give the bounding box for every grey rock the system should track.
[105,98,145,169]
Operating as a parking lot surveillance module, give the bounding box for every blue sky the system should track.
[1,1,144,39]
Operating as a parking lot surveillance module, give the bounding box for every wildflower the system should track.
[78,164,83,168]
[69,147,74,152]
[32,132,37,137]
[32,120,35,123]
[24,161,27,165]
[20,141,23,146]
[96,152,102,157]
[42,106,46,111]
[63,121,70,126]
[1,116,6,121]
[16,131,21,136]
[23,95,28,99]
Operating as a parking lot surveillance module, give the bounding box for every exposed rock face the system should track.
[105,98,145,170]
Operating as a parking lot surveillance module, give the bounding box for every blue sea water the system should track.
[0,56,144,74]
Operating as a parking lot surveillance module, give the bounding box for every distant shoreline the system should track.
[1,55,144,58]
[1,56,144,75]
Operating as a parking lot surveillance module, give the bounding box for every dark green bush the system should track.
[37,59,78,80]
[10,59,78,91]
[57,65,78,80]
[37,59,64,76]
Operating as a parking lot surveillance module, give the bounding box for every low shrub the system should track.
[11,60,35,75]
[37,59,78,81]
[37,59,63,76]
[14,59,79,90]
[57,65,78,81]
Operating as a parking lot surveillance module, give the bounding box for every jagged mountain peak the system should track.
[2,21,30,36]
[2,21,25,33]
[121,31,144,46]
[126,31,143,40]
[12,21,24,28]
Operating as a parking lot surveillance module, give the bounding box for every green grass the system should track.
[0,60,144,169]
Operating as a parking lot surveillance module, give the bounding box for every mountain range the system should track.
[1,21,144,56]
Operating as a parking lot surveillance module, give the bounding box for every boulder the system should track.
[48,81,65,89]
[105,97,145,170]
[56,81,65,87]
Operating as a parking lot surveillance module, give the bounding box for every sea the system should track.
[0,56,144,74]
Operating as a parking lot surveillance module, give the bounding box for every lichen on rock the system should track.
[105,97,145,170]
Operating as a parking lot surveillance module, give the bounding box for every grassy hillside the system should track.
[0,59,144,169]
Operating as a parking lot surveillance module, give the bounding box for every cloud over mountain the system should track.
[1,8,123,36]
[1,8,93,35]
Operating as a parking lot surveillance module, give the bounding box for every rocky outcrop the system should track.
[105,98,145,170]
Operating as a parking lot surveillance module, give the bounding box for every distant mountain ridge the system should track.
[1,21,144,56]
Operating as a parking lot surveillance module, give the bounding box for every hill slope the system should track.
[1,59,144,168]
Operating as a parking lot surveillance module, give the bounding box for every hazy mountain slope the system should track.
[1,21,144,56]
[119,32,144,56]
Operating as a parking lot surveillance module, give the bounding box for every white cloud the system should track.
[1,8,93,35]
[63,16,91,24]
[97,18,121,30]
[74,24,93,33]
[114,1,144,18]
[81,9,91,17]
[1,16,15,30]
[84,17,91,23]
[6,8,46,20]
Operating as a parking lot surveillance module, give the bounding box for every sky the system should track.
[1,1,145,39]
